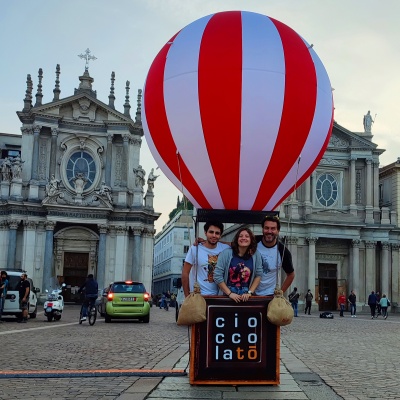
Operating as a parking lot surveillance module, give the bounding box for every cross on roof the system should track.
[78,48,97,71]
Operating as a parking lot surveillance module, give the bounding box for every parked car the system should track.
[99,281,151,323]
[2,270,40,319]
[96,287,109,317]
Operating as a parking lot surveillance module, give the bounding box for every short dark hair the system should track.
[87,274,94,279]
[1,271,7,278]
[261,214,280,231]
[204,220,224,235]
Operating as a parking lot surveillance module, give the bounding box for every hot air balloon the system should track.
[142,11,333,211]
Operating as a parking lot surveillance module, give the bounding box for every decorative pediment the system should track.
[328,134,349,149]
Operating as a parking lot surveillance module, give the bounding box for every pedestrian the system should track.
[78,274,98,322]
[0,271,9,322]
[368,290,377,319]
[348,290,357,317]
[254,214,295,296]
[375,291,381,316]
[289,287,300,317]
[160,290,171,310]
[16,273,30,323]
[182,220,230,297]
[379,294,390,319]
[304,289,313,315]
[338,292,346,317]
[214,227,263,303]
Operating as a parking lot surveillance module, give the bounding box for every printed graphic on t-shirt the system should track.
[261,256,269,274]
[228,262,251,288]
[203,254,219,283]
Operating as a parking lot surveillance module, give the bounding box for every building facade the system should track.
[0,65,159,299]
[152,210,194,296]
[222,122,400,311]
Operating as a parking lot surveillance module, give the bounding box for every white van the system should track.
[2,270,40,319]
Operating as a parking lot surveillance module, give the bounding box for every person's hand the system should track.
[193,237,205,246]
[228,292,242,303]
[241,293,251,302]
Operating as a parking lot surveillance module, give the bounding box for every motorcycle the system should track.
[44,283,66,322]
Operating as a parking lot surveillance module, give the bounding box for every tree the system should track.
[168,196,193,220]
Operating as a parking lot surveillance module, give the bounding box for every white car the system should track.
[2,270,40,319]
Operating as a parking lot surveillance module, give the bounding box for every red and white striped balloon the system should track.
[142,11,334,211]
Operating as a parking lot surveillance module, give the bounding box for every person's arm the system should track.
[181,262,192,297]
[281,271,295,293]
[23,284,30,301]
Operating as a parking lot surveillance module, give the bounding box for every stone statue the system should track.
[95,181,112,202]
[133,165,146,188]
[147,168,159,192]
[11,155,25,180]
[1,157,12,181]
[72,173,87,196]
[363,110,374,133]
[46,174,61,197]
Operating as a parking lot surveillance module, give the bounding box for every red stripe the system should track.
[272,109,334,210]
[144,34,212,209]
[198,11,243,209]
[252,18,318,210]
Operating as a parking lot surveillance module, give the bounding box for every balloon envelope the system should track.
[142,11,334,211]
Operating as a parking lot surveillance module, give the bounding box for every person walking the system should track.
[304,289,313,315]
[338,292,346,317]
[0,271,9,322]
[16,273,30,323]
[348,290,357,317]
[289,287,300,317]
[379,294,390,319]
[368,291,377,319]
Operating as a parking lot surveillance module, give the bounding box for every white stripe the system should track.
[0,322,77,335]
[264,42,333,210]
[142,82,201,209]
[239,13,285,210]
[163,14,225,209]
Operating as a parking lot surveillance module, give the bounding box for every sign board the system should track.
[190,296,280,385]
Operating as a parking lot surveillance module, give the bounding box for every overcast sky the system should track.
[1,0,399,232]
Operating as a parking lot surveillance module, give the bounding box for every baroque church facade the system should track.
[221,122,400,311]
[0,64,159,300]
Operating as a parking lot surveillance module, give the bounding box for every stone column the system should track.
[0,221,8,267]
[365,241,376,301]
[31,124,41,182]
[122,134,130,187]
[114,226,128,281]
[351,239,360,298]
[381,242,390,297]
[350,157,357,215]
[131,228,143,281]
[7,220,19,269]
[42,221,56,291]
[105,134,113,186]
[307,237,318,302]
[365,158,373,223]
[391,244,399,305]
[22,221,38,276]
[373,161,380,209]
[97,225,108,291]
[49,128,58,176]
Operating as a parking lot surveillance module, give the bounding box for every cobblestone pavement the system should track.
[281,311,400,400]
[1,306,399,399]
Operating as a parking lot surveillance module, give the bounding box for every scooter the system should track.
[44,283,66,322]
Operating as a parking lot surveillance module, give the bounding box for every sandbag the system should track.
[267,289,294,326]
[177,283,206,326]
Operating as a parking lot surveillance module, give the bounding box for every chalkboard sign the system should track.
[190,296,280,385]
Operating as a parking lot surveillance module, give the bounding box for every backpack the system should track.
[320,311,334,319]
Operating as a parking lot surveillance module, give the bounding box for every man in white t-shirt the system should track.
[182,221,230,297]
[255,215,295,296]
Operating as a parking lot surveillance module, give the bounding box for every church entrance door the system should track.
[63,252,89,302]
[318,263,337,311]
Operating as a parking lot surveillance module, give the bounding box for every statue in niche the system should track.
[1,157,12,181]
[11,155,24,180]
[133,165,146,189]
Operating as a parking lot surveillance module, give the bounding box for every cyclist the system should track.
[78,274,98,322]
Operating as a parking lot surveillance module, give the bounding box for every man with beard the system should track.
[254,215,295,296]
[16,273,30,323]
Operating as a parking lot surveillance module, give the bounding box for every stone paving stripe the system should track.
[0,322,78,335]
[0,369,187,379]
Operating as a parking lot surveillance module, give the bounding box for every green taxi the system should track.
[103,281,150,323]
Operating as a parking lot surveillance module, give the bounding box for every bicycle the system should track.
[79,297,97,326]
